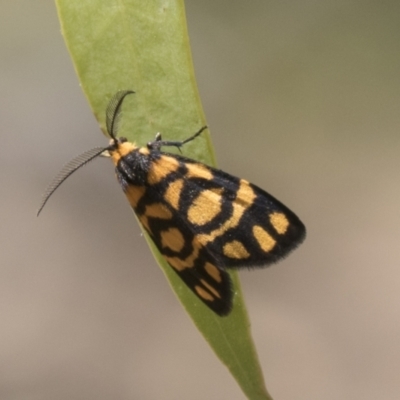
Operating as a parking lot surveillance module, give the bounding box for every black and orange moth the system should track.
[38,90,306,316]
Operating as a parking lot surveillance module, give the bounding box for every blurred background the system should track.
[1,1,400,399]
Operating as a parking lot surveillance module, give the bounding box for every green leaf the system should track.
[55,1,272,398]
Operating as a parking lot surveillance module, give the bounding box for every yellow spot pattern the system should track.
[164,179,184,210]
[236,179,256,206]
[125,185,146,209]
[200,279,221,299]
[223,240,250,259]
[186,163,213,180]
[270,212,289,234]
[195,285,214,301]
[253,225,276,252]
[205,262,222,283]
[187,189,222,226]
[160,227,185,253]
[147,156,179,185]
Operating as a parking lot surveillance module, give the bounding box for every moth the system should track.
[38,90,306,315]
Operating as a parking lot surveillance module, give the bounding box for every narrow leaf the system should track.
[55,1,271,398]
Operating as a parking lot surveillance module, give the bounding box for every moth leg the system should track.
[147,126,207,152]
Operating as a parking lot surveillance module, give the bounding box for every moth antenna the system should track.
[37,146,107,216]
[106,90,135,140]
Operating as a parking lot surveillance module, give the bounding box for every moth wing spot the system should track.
[270,212,289,234]
[125,185,146,209]
[200,279,221,299]
[194,285,214,302]
[185,163,213,180]
[164,178,184,210]
[147,156,179,185]
[187,189,222,226]
[223,240,250,259]
[236,179,256,206]
[253,225,276,252]
[160,227,185,253]
[204,262,222,283]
